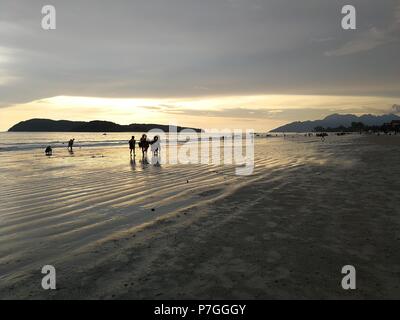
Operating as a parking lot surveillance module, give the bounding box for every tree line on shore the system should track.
[314,121,400,134]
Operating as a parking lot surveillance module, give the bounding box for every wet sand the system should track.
[1,135,400,299]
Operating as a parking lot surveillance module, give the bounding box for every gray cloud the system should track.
[324,27,397,56]
[153,105,381,121]
[0,0,399,109]
[325,1,400,56]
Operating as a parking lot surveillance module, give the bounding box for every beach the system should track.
[1,133,400,299]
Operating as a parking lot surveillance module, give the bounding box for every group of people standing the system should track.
[129,134,160,159]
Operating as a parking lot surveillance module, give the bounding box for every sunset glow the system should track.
[1,94,398,132]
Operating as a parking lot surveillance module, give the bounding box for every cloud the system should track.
[325,27,396,56]
[396,3,400,23]
[310,37,334,43]
[161,106,374,121]
[325,1,400,56]
[139,106,162,110]
[0,0,399,112]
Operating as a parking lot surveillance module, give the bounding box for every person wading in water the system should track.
[68,138,75,152]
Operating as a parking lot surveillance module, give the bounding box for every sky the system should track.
[0,0,400,131]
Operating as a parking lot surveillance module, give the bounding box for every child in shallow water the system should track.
[45,146,52,156]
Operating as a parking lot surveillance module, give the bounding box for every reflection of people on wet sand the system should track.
[316,132,328,142]
[129,136,136,157]
[150,135,160,156]
[130,158,136,170]
[151,153,161,167]
[45,146,52,156]
[68,138,75,151]
[139,134,149,160]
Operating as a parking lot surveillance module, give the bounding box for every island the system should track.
[8,119,202,133]
[271,113,400,133]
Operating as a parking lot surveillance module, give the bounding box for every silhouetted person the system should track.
[68,138,75,151]
[45,146,52,156]
[129,136,136,157]
[139,134,150,160]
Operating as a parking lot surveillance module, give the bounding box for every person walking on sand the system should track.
[68,138,75,151]
[139,134,149,159]
[129,136,136,157]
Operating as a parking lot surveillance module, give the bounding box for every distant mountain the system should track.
[8,119,202,132]
[270,114,400,132]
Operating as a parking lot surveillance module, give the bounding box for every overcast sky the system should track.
[0,0,399,131]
